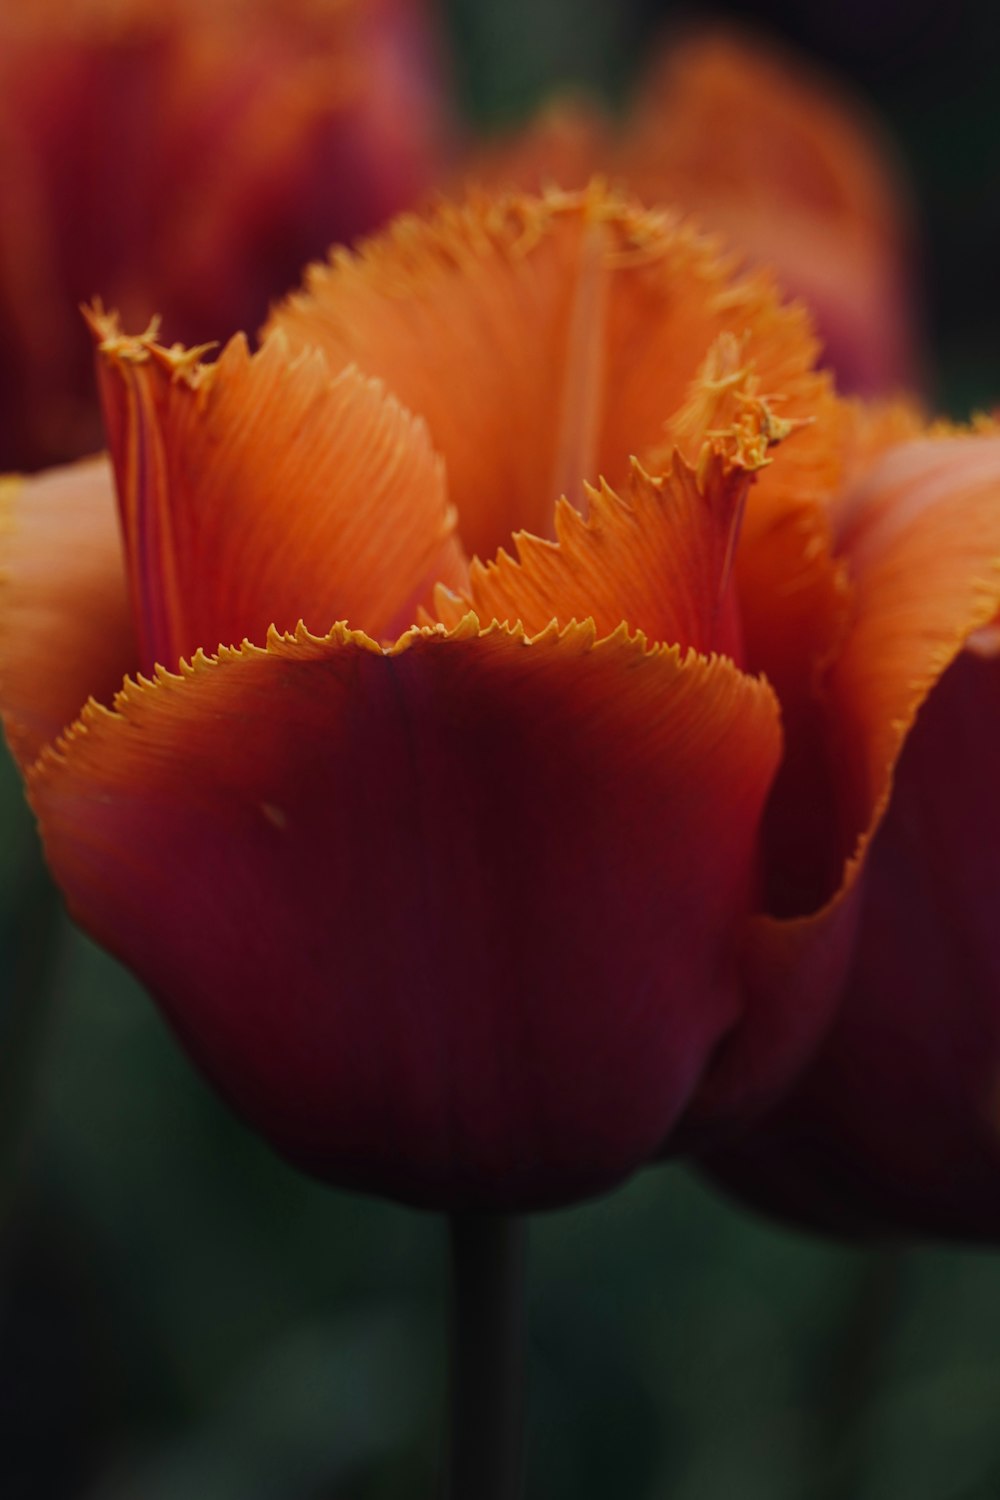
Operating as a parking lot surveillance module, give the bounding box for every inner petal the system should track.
[265,186,823,561]
[438,405,777,665]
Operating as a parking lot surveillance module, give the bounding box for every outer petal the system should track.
[266,187,823,561]
[825,433,1000,864]
[0,455,135,769]
[706,643,1000,1240]
[688,428,1000,1141]
[91,314,466,670]
[28,620,781,1210]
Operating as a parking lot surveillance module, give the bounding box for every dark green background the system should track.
[3,2,1000,1495]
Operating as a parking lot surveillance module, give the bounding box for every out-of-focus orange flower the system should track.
[1,186,996,1216]
[469,30,919,397]
[0,0,448,471]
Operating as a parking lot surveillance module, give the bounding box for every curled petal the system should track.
[0,455,135,768]
[706,645,1000,1240]
[29,620,781,1210]
[440,427,773,662]
[722,396,925,917]
[826,431,1000,861]
[652,331,859,915]
[687,424,1000,1135]
[91,311,466,670]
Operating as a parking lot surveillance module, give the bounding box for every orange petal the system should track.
[438,422,772,661]
[266,186,823,562]
[645,287,851,716]
[0,455,135,769]
[90,311,466,671]
[29,619,780,1210]
[640,330,857,918]
[734,392,925,723]
[826,430,1000,861]
[671,358,924,914]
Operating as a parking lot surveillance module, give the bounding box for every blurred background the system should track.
[3,1,1000,1496]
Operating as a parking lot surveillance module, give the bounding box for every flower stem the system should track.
[810,1248,904,1500]
[444,1211,527,1500]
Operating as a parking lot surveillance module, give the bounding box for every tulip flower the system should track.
[2,186,825,1211]
[0,0,449,472]
[2,187,998,1233]
[470,30,919,396]
[4,183,1000,1496]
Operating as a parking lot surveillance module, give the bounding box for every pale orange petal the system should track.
[266,186,825,562]
[90,311,466,670]
[0,455,135,768]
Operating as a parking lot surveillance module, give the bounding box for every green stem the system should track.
[444,1212,527,1500]
[811,1249,904,1500]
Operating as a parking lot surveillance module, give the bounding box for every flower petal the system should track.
[28,620,781,1210]
[266,187,821,561]
[438,423,772,661]
[705,644,1000,1240]
[0,455,135,769]
[91,313,466,670]
[685,424,1000,1135]
[826,430,1000,866]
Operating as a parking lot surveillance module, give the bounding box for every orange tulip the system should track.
[0,0,449,472]
[469,30,919,397]
[1,186,996,1215]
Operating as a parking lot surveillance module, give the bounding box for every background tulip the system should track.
[0,0,449,472]
[466,30,920,396]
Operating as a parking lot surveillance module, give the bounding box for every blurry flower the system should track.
[0,0,449,471]
[468,30,919,396]
[1,186,996,1216]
